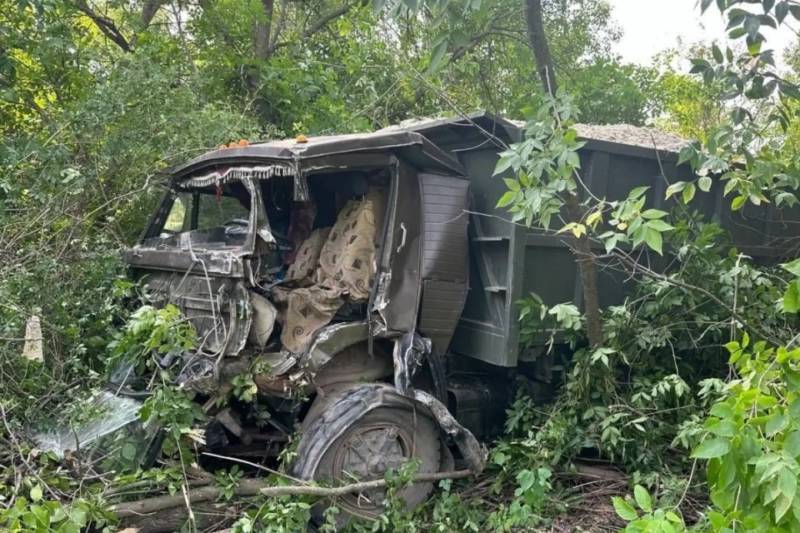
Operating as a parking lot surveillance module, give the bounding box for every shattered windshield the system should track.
[143,181,252,251]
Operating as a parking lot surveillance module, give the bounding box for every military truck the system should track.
[49,113,799,523]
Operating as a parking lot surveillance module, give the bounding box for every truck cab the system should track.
[121,130,485,523]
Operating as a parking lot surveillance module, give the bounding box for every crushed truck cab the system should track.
[119,128,485,521]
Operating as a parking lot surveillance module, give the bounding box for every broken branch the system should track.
[72,0,132,52]
[258,469,474,497]
[112,469,473,518]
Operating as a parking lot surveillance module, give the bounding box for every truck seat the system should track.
[279,189,384,353]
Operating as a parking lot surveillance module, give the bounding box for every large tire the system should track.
[292,384,444,525]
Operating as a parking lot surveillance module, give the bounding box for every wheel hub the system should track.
[334,423,409,506]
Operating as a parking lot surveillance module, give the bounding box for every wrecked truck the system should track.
[54,113,799,521]
[118,126,486,520]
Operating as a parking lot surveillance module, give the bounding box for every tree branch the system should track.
[259,469,473,497]
[270,2,358,53]
[112,469,473,518]
[72,0,132,52]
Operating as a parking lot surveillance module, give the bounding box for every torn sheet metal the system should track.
[392,332,429,396]
[301,321,369,371]
[411,388,487,473]
[391,332,484,471]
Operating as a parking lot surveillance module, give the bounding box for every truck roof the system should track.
[391,112,690,161]
[170,129,465,180]
[170,112,690,181]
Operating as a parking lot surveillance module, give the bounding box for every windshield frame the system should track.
[138,176,268,257]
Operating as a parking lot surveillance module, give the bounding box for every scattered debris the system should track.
[21,315,43,362]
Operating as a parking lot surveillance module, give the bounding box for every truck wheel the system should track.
[292,384,444,525]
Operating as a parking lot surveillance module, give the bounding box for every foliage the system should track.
[613,485,688,533]
[566,59,657,126]
[106,304,198,376]
[649,48,727,141]
[0,444,118,533]
[668,0,800,212]
[690,336,800,530]
[0,492,114,533]
[512,218,794,478]
[494,91,584,229]
[231,497,312,533]
[495,92,676,258]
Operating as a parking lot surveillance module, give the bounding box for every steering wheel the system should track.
[223,218,250,236]
[223,218,249,227]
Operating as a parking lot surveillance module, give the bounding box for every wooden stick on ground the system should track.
[112,469,474,518]
[258,469,473,497]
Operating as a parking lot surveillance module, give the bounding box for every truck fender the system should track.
[293,383,485,479]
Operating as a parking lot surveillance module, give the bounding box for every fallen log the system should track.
[112,478,268,518]
[112,469,474,518]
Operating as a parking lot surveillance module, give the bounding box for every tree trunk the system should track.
[524,0,603,348]
[254,0,275,62]
[140,0,164,29]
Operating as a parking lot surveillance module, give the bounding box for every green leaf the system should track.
[708,419,737,437]
[777,1,790,23]
[497,191,516,208]
[747,36,763,56]
[710,403,734,419]
[692,437,731,459]
[503,177,520,191]
[634,485,652,513]
[682,182,696,203]
[780,468,797,501]
[712,44,723,63]
[784,281,800,313]
[731,196,746,210]
[566,150,580,169]
[646,219,675,232]
[612,496,638,521]
[784,431,800,457]
[427,38,449,73]
[665,181,686,199]
[698,176,713,192]
[776,493,793,522]
[30,485,42,502]
[744,15,761,40]
[644,227,663,255]
[766,413,789,436]
[782,259,800,277]
[493,155,515,175]
[603,234,620,254]
[641,209,668,219]
[629,186,650,200]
